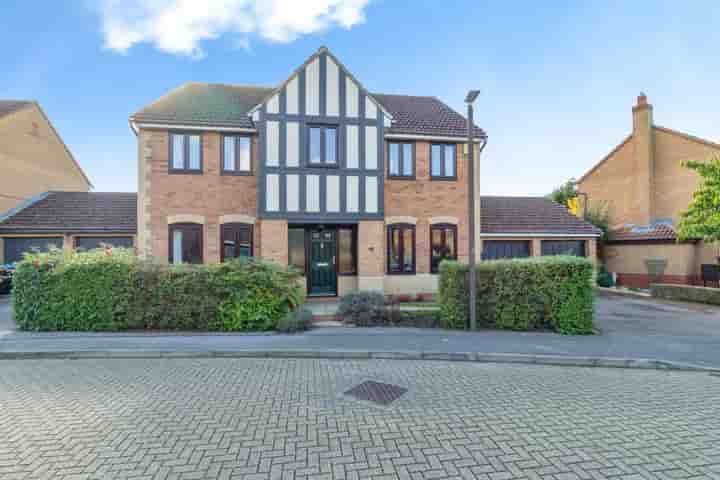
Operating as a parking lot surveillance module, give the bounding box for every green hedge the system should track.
[650,283,720,305]
[13,249,304,332]
[438,256,595,334]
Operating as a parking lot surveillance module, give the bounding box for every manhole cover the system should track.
[344,380,407,405]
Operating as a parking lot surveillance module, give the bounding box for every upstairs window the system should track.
[387,224,415,274]
[308,125,337,166]
[221,223,253,261]
[431,143,456,179]
[388,142,414,178]
[170,133,202,173]
[430,224,457,273]
[222,135,252,174]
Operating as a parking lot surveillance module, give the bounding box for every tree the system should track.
[678,156,720,243]
[584,202,610,242]
[547,179,577,207]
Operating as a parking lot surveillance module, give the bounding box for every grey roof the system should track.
[131,83,485,138]
[372,93,485,138]
[131,83,274,128]
[0,192,137,234]
[481,196,601,236]
[0,100,32,119]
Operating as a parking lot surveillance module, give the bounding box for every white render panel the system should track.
[365,176,378,213]
[286,121,299,167]
[267,93,279,114]
[305,57,320,116]
[326,56,339,116]
[286,174,299,212]
[345,78,359,117]
[383,114,391,127]
[346,125,359,169]
[286,76,299,115]
[365,96,377,119]
[266,121,279,166]
[365,126,378,169]
[346,176,359,213]
[306,174,320,212]
[326,175,340,212]
[266,174,280,212]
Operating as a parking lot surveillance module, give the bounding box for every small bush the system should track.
[13,250,304,332]
[650,283,720,305]
[338,291,386,326]
[438,256,595,334]
[277,308,314,333]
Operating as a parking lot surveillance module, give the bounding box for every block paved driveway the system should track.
[1,358,719,480]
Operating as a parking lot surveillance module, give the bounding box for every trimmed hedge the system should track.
[650,283,720,305]
[438,256,595,334]
[13,248,304,332]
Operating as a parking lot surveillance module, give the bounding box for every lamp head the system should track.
[465,90,480,104]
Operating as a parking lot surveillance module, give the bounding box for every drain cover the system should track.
[344,380,407,405]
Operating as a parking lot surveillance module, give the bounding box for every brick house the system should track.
[577,94,720,288]
[131,47,599,297]
[0,100,91,214]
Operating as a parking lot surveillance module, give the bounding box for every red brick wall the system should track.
[616,273,699,289]
[143,129,259,263]
[384,141,469,273]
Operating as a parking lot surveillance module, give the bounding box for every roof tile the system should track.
[481,196,601,235]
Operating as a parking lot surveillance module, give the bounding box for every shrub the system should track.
[650,283,720,305]
[438,256,595,334]
[13,250,304,332]
[277,308,314,333]
[338,291,386,326]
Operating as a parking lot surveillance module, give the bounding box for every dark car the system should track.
[0,265,14,295]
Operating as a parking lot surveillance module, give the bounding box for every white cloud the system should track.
[98,0,371,58]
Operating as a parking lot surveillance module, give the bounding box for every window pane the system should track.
[444,145,455,177]
[338,228,355,274]
[325,128,337,163]
[172,230,183,264]
[446,228,456,258]
[223,137,235,171]
[389,228,401,272]
[309,127,321,163]
[188,135,201,169]
[288,229,305,272]
[172,134,184,169]
[402,143,413,176]
[389,143,399,175]
[238,137,251,171]
[402,229,413,272]
[223,240,236,261]
[431,145,441,176]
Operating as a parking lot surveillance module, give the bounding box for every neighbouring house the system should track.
[577,94,720,288]
[130,46,599,297]
[0,100,91,214]
[0,192,137,264]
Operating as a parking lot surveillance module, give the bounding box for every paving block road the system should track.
[0,358,719,479]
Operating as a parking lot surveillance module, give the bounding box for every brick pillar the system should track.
[587,238,598,266]
[632,93,654,225]
[63,234,74,253]
[357,220,385,292]
[137,129,154,259]
[531,238,542,257]
[259,220,288,265]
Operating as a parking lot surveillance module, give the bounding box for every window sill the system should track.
[221,170,253,176]
[387,271,417,276]
[430,176,458,181]
[168,169,203,175]
[388,175,416,181]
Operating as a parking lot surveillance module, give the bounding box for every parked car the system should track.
[0,264,14,294]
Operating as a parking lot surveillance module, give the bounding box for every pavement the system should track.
[0,358,719,480]
[1,293,720,368]
[0,294,14,339]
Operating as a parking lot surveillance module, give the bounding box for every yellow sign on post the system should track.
[567,197,579,216]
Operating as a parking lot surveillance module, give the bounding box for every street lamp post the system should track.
[465,90,480,330]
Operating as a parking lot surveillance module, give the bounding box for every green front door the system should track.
[308,228,337,296]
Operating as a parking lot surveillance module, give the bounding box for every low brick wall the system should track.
[617,273,698,289]
[650,283,720,305]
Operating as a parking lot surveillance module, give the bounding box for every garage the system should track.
[75,236,134,250]
[541,240,586,257]
[3,237,63,264]
[482,240,530,260]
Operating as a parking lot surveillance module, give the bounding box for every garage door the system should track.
[541,240,586,257]
[3,237,63,264]
[482,240,530,260]
[75,236,134,250]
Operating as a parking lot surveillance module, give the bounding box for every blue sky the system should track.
[2,1,719,195]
